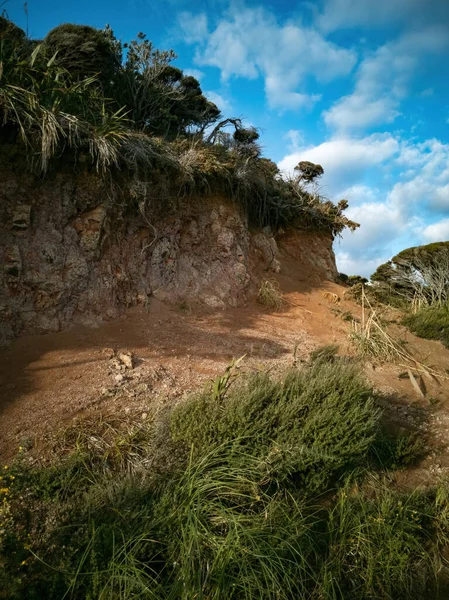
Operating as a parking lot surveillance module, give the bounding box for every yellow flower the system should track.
[3,466,8,470]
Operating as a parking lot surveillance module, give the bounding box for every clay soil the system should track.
[1,277,449,488]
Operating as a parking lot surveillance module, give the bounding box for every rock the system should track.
[203,295,226,309]
[4,245,22,277]
[118,352,134,370]
[152,288,170,302]
[114,373,125,384]
[12,204,32,230]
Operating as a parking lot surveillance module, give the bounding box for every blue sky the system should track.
[6,0,449,276]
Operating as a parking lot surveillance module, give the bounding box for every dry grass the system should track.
[350,287,447,398]
[257,279,286,311]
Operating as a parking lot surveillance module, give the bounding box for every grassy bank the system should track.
[1,358,447,599]
[403,304,449,349]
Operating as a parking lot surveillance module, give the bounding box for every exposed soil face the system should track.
[0,168,338,346]
[1,272,449,491]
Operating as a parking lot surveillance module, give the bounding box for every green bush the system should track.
[171,360,380,492]
[2,362,448,599]
[403,304,449,348]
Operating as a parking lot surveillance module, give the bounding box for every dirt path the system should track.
[1,279,449,487]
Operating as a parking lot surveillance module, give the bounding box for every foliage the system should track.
[44,23,119,84]
[294,160,324,184]
[340,273,369,286]
[1,361,449,599]
[371,242,449,307]
[403,303,449,348]
[257,278,286,310]
[171,360,380,492]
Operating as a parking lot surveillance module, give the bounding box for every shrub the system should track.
[403,304,449,348]
[171,360,380,492]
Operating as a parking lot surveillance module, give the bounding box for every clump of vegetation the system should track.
[368,242,449,350]
[0,14,358,234]
[171,359,380,491]
[309,342,339,362]
[1,359,449,599]
[371,242,449,308]
[257,278,286,310]
[340,273,369,287]
[404,303,449,348]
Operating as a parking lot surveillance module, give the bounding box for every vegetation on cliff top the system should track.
[0,14,358,234]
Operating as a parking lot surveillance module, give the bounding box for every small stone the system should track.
[118,352,134,369]
[12,204,32,230]
[114,373,125,384]
[141,412,148,420]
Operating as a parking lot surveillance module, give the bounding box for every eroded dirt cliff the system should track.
[0,169,338,346]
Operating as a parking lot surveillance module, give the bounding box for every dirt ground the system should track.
[1,276,449,487]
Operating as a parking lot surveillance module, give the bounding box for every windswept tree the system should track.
[294,161,324,184]
[371,242,449,306]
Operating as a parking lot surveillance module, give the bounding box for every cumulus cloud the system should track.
[323,27,449,131]
[180,5,356,110]
[203,90,232,113]
[335,251,391,279]
[389,139,449,217]
[278,133,399,192]
[423,219,449,242]
[278,133,449,276]
[183,68,205,81]
[177,11,209,43]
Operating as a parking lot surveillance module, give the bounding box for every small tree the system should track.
[294,161,324,184]
[371,242,449,307]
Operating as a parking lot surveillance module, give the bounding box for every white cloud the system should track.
[323,27,449,131]
[278,133,399,191]
[389,138,449,216]
[423,219,449,242]
[283,130,304,152]
[183,68,205,81]
[335,251,391,278]
[204,90,232,113]
[279,132,449,276]
[339,184,379,205]
[181,6,356,110]
[177,11,208,43]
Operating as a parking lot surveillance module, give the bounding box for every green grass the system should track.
[403,304,449,349]
[171,359,379,492]
[1,360,448,599]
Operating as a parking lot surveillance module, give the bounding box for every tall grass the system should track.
[404,303,449,349]
[1,360,449,599]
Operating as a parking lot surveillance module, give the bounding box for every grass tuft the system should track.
[257,279,286,311]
